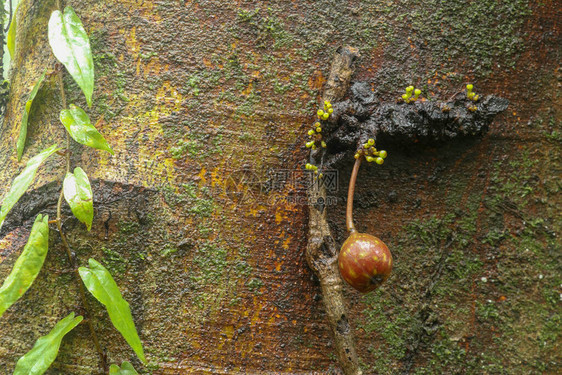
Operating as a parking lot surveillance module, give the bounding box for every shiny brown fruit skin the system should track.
[338,232,392,293]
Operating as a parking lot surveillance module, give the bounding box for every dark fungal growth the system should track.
[313,81,509,170]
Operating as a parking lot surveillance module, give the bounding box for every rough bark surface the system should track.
[0,0,560,374]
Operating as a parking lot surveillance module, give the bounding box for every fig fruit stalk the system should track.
[338,155,393,292]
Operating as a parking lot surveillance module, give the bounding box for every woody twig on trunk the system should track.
[306,46,363,375]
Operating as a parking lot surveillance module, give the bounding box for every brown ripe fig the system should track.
[338,232,392,293]
[339,144,393,292]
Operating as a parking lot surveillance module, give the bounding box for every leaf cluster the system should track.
[0,5,143,374]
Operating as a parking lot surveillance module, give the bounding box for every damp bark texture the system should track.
[0,0,559,374]
[306,46,362,375]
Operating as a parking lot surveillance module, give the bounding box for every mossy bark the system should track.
[0,0,559,374]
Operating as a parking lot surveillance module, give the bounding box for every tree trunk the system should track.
[0,0,559,374]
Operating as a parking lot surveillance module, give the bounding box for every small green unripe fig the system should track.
[338,232,392,293]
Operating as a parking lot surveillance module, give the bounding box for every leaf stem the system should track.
[56,68,106,374]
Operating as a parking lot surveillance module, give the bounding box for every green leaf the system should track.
[0,214,49,318]
[109,362,139,375]
[0,145,59,231]
[7,3,20,58]
[63,167,93,231]
[48,6,94,106]
[13,312,83,375]
[17,69,48,161]
[79,259,146,363]
[60,105,113,154]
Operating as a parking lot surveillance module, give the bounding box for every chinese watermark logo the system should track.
[224,168,339,206]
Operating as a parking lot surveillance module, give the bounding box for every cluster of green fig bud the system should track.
[466,84,480,102]
[306,101,333,151]
[400,85,422,103]
[466,84,479,112]
[305,163,323,178]
[305,163,317,171]
[316,100,333,121]
[304,101,335,178]
[305,122,327,150]
[354,139,387,164]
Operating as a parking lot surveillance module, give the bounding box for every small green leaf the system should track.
[13,312,83,375]
[7,3,20,58]
[60,105,113,154]
[63,167,93,231]
[0,214,49,318]
[0,145,59,231]
[79,259,146,363]
[109,362,139,375]
[17,69,48,161]
[48,6,94,106]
